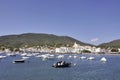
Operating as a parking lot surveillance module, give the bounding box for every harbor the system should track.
[0,52,119,80]
[0,0,120,80]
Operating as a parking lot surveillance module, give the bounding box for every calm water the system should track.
[0,53,120,80]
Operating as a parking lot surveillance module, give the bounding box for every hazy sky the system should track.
[0,0,120,45]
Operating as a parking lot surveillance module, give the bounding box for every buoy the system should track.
[73,63,77,66]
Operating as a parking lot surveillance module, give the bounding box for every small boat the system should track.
[73,55,77,59]
[52,61,71,68]
[68,55,72,58]
[100,57,107,62]
[13,59,25,63]
[7,53,16,56]
[22,56,29,60]
[87,57,95,60]
[0,55,6,59]
[80,56,86,59]
[57,55,64,59]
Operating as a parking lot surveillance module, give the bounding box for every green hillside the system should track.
[0,33,91,48]
[98,39,120,48]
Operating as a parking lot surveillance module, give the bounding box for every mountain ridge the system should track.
[0,33,92,48]
[0,33,120,48]
[98,39,120,48]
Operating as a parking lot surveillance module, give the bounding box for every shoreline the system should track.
[1,51,120,55]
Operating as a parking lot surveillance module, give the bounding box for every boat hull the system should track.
[13,59,25,63]
[52,61,71,68]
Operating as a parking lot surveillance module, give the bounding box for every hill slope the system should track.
[0,33,91,48]
[98,39,120,48]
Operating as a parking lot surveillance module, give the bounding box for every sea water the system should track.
[0,53,120,80]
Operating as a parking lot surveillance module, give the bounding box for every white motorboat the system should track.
[22,56,29,60]
[87,57,95,60]
[57,55,64,59]
[100,57,107,62]
[0,55,6,59]
[80,56,86,59]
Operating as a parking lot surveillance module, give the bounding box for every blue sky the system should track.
[0,0,120,45]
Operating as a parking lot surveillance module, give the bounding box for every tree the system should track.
[82,50,91,53]
[111,48,118,52]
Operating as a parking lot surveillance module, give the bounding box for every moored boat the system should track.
[100,57,107,62]
[0,55,6,59]
[13,59,25,63]
[52,61,71,68]
[87,57,95,60]
[80,56,86,59]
